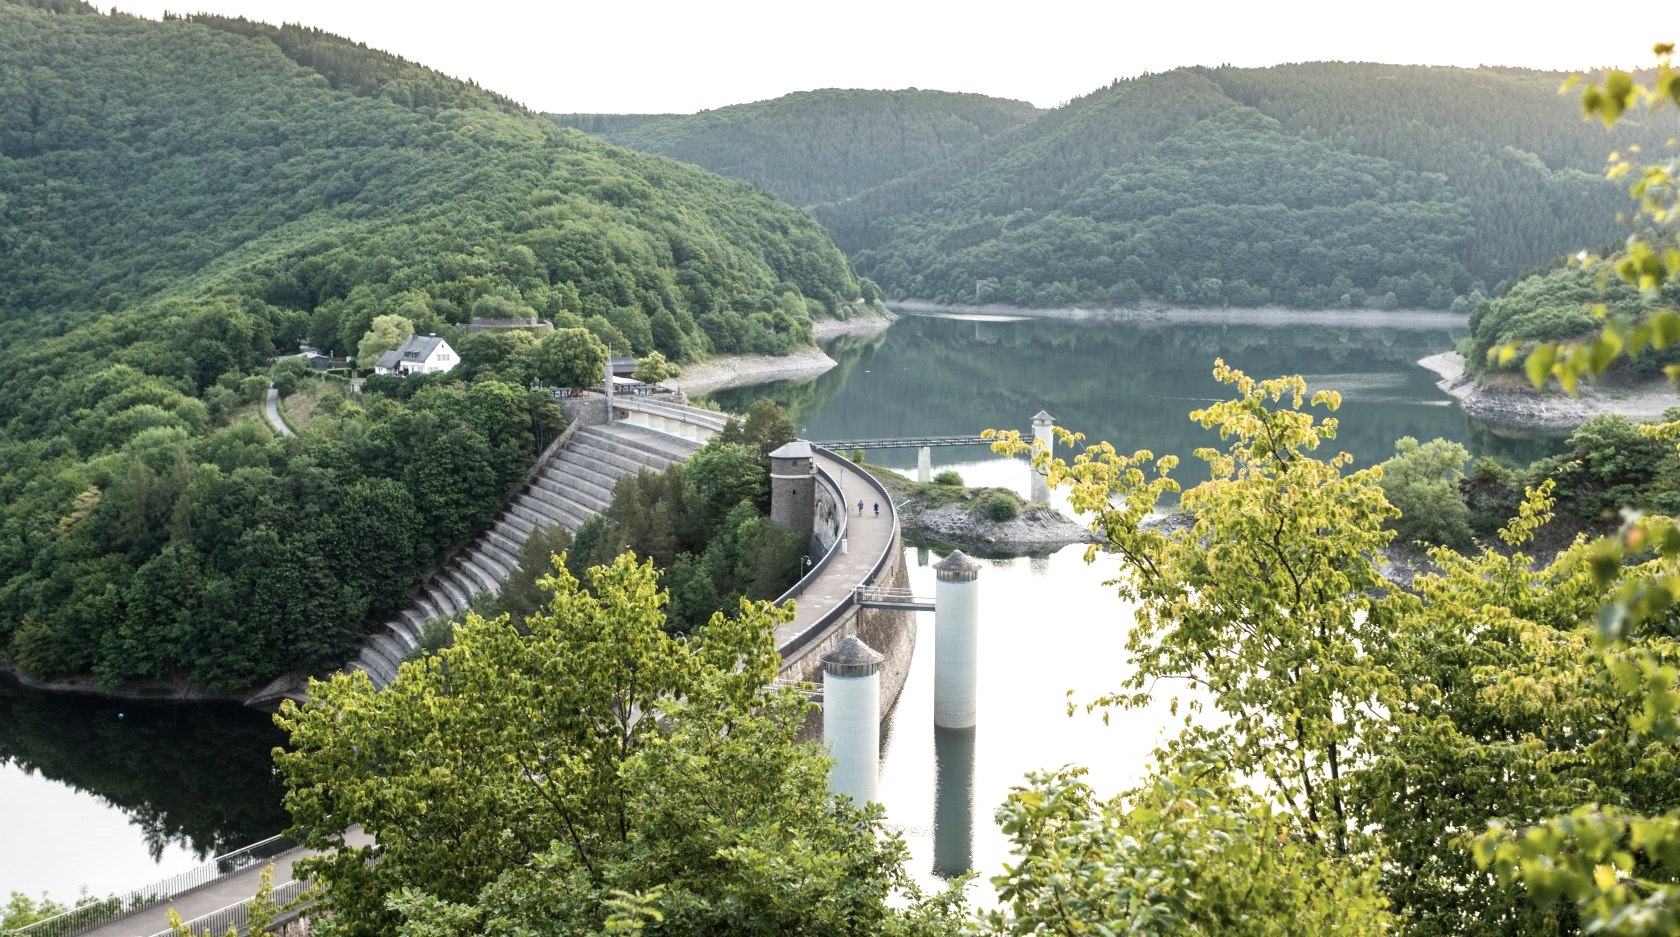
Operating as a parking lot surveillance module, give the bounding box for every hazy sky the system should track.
[110,1,1656,114]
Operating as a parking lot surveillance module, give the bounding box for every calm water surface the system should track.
[4,309,1565,900]
[0,677,287,897]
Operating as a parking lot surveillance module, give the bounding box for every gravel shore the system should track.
[667,312,896,396]
[1420,351,1679,430]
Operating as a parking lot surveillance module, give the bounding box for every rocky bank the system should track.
[664,311,896,397]
[1420,351,1679,430]
[868,469,1095,555]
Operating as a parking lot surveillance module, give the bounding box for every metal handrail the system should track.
[143,878,312,937]
[776,447,900,661]
[13,836,297,937]
[772,462,848,607]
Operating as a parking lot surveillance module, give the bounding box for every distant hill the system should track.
[550,89,1043,206]
[816,64,1674,310]
[566,65,1668,311]
[0,0,873,690]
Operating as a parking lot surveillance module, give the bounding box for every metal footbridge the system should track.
[815,435,992,481]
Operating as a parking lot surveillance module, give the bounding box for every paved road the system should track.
[263,385,295,438]
[775,449,895,651]
[79,830,373,937]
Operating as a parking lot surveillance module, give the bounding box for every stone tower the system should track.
[768,440,816,542]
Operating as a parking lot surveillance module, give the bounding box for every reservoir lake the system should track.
[2,308,1561,900]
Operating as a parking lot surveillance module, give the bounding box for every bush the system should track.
[979,490,1020,522]
[933,469,964,486]
[1378,437,1472,549]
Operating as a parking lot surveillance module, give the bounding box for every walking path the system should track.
[77,830,373,937]
[263,385,295,438]
[775,448,895,651]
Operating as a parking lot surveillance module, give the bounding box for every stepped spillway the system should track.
[350,422,702,686]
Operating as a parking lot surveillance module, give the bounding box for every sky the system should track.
[108,0,1658,114]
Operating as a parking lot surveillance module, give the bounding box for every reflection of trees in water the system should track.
[709,315,1562,481]
[0,677,288,860]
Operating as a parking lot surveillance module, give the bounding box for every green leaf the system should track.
[1526,345,1557,389]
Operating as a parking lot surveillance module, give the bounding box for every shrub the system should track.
[933,469,964,486]
[979,490,1020,522]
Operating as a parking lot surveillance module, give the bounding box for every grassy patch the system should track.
[857,461,1026,513]
[280,378,345,432]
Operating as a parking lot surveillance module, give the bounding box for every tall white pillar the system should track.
[1030,410,1054,504]
[934,550,982,729]
[822,636,884,804]
[918,446,932,483]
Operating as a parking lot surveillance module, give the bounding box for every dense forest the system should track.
[550,89,1042,207]
[0,0,874,691]
[568,64,1671,311]
[1465,262,1680,379]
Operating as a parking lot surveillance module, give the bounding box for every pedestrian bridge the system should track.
[815,435,992,482]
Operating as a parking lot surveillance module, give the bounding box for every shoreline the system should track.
[668,311,897,396]
[1419,351,1679,431]
[890,299,1469,331]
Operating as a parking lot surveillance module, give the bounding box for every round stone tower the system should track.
[768,440,816,542]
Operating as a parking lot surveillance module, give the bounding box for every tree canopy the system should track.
[0,0,873,689]
[275,552,961,937]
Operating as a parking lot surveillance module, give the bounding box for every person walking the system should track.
[857,499,864,515]
[872,502,880,518]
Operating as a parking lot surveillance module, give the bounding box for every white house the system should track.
[374,334,458,377]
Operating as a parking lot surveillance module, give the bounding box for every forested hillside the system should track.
[0,0,872,691]
[573,64,1667,311]
[550,89,1041,207]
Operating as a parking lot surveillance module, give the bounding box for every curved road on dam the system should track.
[774,448,894,652]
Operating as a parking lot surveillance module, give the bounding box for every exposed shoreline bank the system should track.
[1419,351,1679,431]
[668,311,896,396]
[890,299,1469,331]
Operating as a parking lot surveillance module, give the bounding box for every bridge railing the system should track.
[13,836,296,937]
[776,447,900,661]
[141,879,312,937]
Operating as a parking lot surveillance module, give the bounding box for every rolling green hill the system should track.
[550,88,1043,207]
[0,0,873,690]
[820,64,1673,310]
[564,64,1668,311]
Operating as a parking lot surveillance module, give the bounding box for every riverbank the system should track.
[1420,351,1679,430]
[890,300,1468,331]
[667,310,896,396]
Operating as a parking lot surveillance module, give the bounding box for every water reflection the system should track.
[705,311,1567,486]
[931,726,976,879]
[0,676,288,870]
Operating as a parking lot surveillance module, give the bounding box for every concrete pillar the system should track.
[917,446,932,483]
[1030,410,1054,504]
[822,635,884,804]
[917,546,930,567]
[933,550,982,729]
[932,725,975,878]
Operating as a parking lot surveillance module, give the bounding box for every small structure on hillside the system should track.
[307,353,351,371]
[463,316,554,333]
[374,334,458,377]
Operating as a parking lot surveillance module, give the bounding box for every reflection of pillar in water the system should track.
[1030,410,1055,504]
[822,636,883,804]
[932,725,975,878]
[934,550,982,729]
[917,546,930,567]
